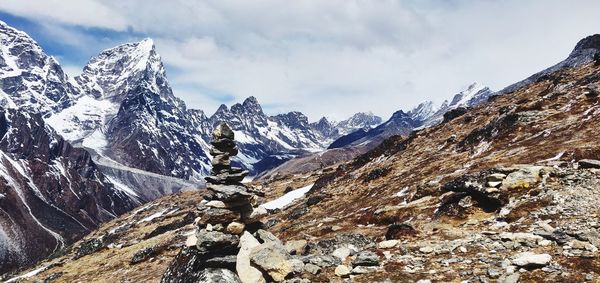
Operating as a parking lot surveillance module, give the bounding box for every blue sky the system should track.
[1,0,600,121]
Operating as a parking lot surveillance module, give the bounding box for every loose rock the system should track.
[335,265,351,277]
[250,242,292,282]
[512,252,552,267]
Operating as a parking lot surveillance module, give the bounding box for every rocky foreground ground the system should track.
[4,160,600,282]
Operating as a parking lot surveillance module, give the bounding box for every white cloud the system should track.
[0,0,128,30]
[3,0,600,121]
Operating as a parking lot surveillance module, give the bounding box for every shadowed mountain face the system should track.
[0,108,138,274]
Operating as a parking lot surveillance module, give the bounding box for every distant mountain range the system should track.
[327,82,494,149]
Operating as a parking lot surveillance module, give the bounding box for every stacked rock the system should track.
[205,121,248,184]
[162,122,266,283]
[203,122,258,222]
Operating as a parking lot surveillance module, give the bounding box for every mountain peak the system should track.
[242,96,260,107]
[138,38,155,51]
[571,34,600,56]
[0,20,78,115]
[408,101,436,123]
[449,82,491,107]
[77,37,166,99]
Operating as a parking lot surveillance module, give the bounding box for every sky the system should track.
[1,0,600,121]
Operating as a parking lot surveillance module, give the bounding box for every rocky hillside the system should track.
[6,34,600,282]
[0,108,139,275]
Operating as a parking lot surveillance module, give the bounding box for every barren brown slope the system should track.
[270,61,600,236]
[259,61,600,281]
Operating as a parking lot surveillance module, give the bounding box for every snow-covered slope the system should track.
[310,112,382,143]
[419,82,494,128]
[0,20,80,116]
[45,39,211,181]
[335,112,383,135]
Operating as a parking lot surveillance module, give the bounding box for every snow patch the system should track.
[395,187,409,197]
[105,175,141,200]
[139,208,168,223]
[5,266,48,283]
[261,183,314,210]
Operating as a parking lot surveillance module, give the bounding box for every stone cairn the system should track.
[162,122,292,283]
[161,123,384,282]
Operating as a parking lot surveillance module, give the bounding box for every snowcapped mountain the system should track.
[1,19,382,183]
[335,112,383,135]
[202,97,328,173]
[0,21,80,116]
[0,21,389,274]
[328,83,493,149]
[46,39,212,182]
[310,112,382,143]
[0,107,138,274]
[419,82,494,128]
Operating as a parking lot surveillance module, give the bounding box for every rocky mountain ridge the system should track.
[328,82,494,150]
[0,20,80,116]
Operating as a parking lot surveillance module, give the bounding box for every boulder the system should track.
[500,232,543,246]
[162,247,239,282]
[250,242,292,282]
[303,255,342,267]
[204,255,237,269]
[198,268,242,283]
[205,171,249,185]
[332,247,352,260]
[196,229,240,255]
[352,266,378,274]
[303,263,321,275]
[288,258,305,273]
[487,173,507,182]
[511,252,551,267]
[579,159,600,169]
[377,240,399,249]
[185,234,197,247]
[237,232,266,283]
[227,222,245,235]
[212,122,235,140]
[249,206,268,219]
[500,166,545,190]
[207,184,253,202]
[335,265,351,277]
[200,207,241,225]
[255,229,282,244]
[205,200,227,208]
[353,251,379,267]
